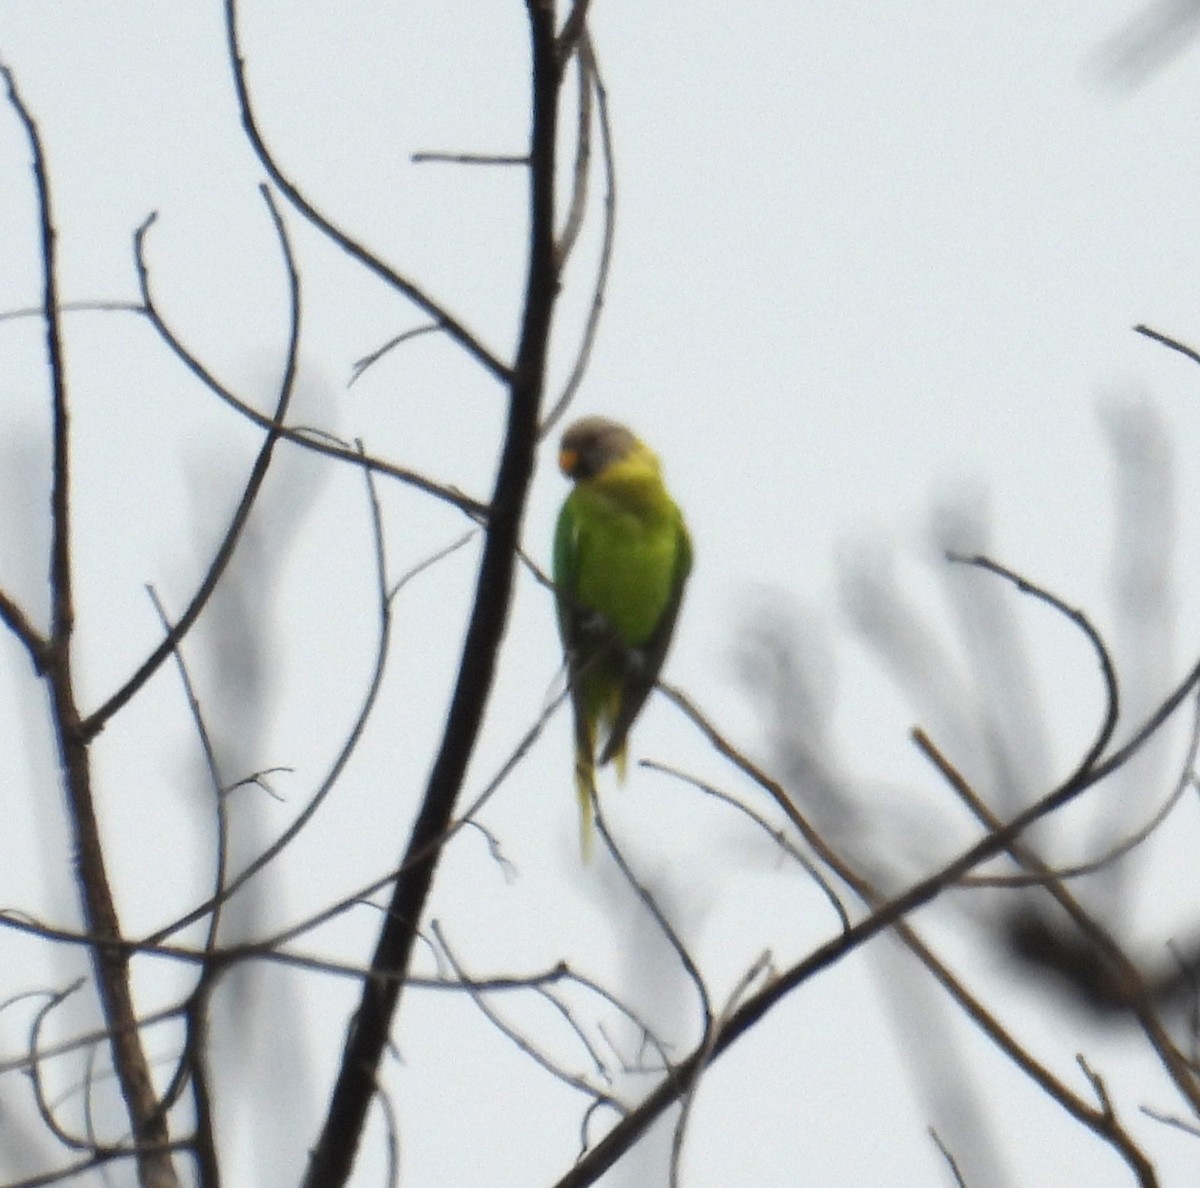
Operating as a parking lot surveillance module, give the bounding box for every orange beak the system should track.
[558,447,578,477]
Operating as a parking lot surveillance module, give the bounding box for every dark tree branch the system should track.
[561,662,1180,1188]
[143,447,400,948]
[299,4,563,1184]
[557,0,594,62]
[541,36,615,436]
[556,686,1163,1188]
[0,586,48,671]
[916,728,1200,1116]
[2,63,179,1188]
[0,298,485,517]
[224,0,512,386]
[82,185,298,740]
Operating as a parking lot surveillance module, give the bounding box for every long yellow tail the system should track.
[575,748,596,861]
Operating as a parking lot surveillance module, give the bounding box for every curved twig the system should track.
[554,42,592,269]
[299,5,564,1180]
[83,186,300,740]
[2,62,179,1187]
[963,688,1200,890]
[541,36,616,437]
[593,793,714,1037]
[28,980,91,1151]
[144,445,402,947]
[914,727,1200,1116]
[224,0,511,385]
[432,922,625,1111]
[642,758,852,931]
[348,321,442,386]
[947,552,1119,778]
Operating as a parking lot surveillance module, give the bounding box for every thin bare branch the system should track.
[929,1128,969,1188]
[555,44,592,268]
[0,67,72,650]
[83,186,299,741]
[1141,1104,1200,1139]
[224,0,511,385]
[947,553,1120,778]
[2,1143,193,1188]
[1137,322,1200,366]
[594,792,714,1035]
[147,587,231,956]
[134,279,484,513]
[300,6,564,1178]
[962,689,1200,890]
[642,758,853,931]
[348,321,442,386]
[915,727,1200,1117]
[3,62,179,1188]
[541,36,616,437]
[0,586,48,671]
[0,295,486,518]
[144,443,401,947]
[0,297,144,324]
[670,954,771,1187]
[411,151,529,165]
[557,0,594,62]
[432,922,624,1110]
[28,980,91,1150]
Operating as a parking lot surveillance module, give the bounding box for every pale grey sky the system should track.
[3,3,1200,1185]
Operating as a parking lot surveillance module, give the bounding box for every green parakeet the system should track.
[553,416,692,857]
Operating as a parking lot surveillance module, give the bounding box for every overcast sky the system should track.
[4,3,1200,1185]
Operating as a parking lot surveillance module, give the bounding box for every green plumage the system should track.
[553,417,692,858]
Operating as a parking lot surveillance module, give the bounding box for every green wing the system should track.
[554,496,605,857]
[597,512,692,766]
[552,497,579,641]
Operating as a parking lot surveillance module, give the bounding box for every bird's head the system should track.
[558,416,639,483]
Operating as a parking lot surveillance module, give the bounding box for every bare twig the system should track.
[1,1142,193,1188]
[1141,1104,1200,1139]
[299,4,565,1182]
[28,980,91,1150]
[963,689,1200,890]
[670,954,771,1187]
[224,0,511,384]
[144,444,403,947]
[0,297,144,324]
[1136,323,1200,366]
[0,292,487,517]
[0,586,48,671]
[642,758,853,931]
[348,321,442,386]
[915,728,1200,1117]
[593,792,714,1035]
[183,980,219,1188]
[432,922,624,1110]
[549,685,1165,1188]
[541,36,616,436]
[147,587,231,955]
[411,151,529,165]
[929,1128,969,1188]
[946,553,1119,778]
[555,42,592,268]
[83,186,299,740]
[2,62,179,1188]
[557,0,594,62]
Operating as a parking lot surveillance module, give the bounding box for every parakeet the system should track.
[553,416,692,857]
